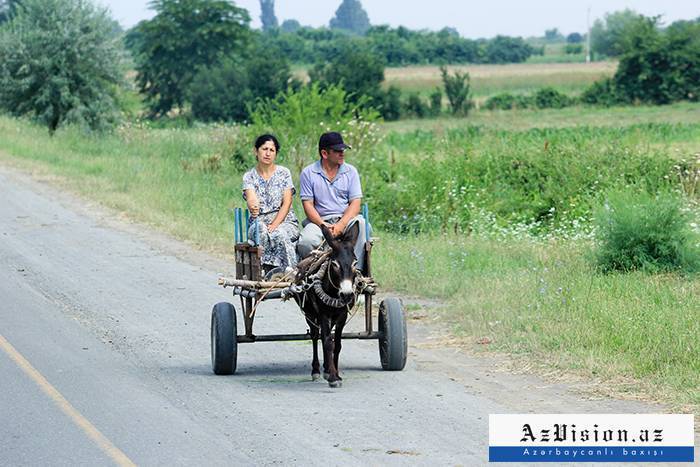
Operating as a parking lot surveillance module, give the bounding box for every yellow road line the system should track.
[0,333,136,467]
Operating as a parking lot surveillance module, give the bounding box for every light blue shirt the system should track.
[299,160,362,217]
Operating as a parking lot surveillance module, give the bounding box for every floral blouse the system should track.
[242,165,298,226]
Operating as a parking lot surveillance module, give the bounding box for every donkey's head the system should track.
[320,222,360,299]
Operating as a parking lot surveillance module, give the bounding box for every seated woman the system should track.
[242,134,300,272]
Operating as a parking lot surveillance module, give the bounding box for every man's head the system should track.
[319,132,351,165]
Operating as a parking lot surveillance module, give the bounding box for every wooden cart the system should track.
[210,206,407,375]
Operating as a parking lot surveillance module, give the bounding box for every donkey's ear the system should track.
[343,221,360,247]
[320,223,337,248]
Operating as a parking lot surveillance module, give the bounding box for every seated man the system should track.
[297,131,370,270]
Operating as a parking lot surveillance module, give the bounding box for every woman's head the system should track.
[254,134,280,165]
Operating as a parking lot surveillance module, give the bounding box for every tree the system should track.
[188,40,294,122]
[329,0,370,35]
[130,0,250,118]
[483,35,533,63]
[614,16,700,104]
[440,66,472,114]
[259,0,277,31]
[308,40,385,108]
[0,0,122,133]
[567,32,583,43]
[544,28,563,42]
[590,9,644,57]
[280,18,301,33]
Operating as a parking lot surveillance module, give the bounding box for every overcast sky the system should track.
[99,1,699,38]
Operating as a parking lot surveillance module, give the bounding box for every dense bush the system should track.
[565,43,583,54]
[484,89,570,110]
[377,86,402,121]
[534,87,572,109]
[356,125,682,235]
[613,18,700,105]
[594,190,700,273]
[429,88,443,116]
[188,53,299,122]
[188,44,295,122]
[580,78,621,107]
[582,17,700,107]
[403,93,428,118]
[484,93,517,110]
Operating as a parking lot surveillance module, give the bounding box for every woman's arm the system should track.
[245,189,260,217]
[267,188,293,232]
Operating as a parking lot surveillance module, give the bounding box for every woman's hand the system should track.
[267,222,279,233]
[245,189,260,217]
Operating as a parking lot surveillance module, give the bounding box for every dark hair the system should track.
[254,134,280,152]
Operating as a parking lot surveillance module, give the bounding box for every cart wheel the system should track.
[211,302,237,375]
[378,298,407,371]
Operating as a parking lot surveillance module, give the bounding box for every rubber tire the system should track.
[211,302,237,375]
[378,297,407,371]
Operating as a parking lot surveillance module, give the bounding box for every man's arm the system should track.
[329,166,363,237]
[302,199,326,227]
[329,198,361,237]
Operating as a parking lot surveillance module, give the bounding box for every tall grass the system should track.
[373,235,700,408]
[360,124,697,235]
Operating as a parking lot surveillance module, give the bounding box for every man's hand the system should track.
[327,221,345,238]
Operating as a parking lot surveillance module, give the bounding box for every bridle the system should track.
[309,259,358,308]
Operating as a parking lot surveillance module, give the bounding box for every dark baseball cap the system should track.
[319,132,351,152]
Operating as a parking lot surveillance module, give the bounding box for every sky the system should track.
[99,1,699,39]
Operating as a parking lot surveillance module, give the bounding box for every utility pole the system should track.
[586,6,592,63]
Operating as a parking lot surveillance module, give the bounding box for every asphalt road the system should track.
[0,165,687,466]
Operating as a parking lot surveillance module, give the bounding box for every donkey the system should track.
[297,222,360,388]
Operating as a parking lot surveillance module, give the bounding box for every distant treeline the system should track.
[260,26,535,65]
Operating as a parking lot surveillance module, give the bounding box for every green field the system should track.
[1,90,698,413]
[384,61,616,98]
[294,61,617,99]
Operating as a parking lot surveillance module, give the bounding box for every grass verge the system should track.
[374,234,699,411]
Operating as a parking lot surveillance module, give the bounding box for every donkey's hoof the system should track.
[328,379,342,388]
[323,372,330,381]
[312,372,321,381]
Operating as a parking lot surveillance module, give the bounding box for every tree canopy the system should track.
[308,40,385,107]
[614,16,700,104]
[259,0,277,31]
[329,0,370,35]
[188,38,294,122]
[0,0,122,132]
[127,0,250,118]
[590,9,645,57]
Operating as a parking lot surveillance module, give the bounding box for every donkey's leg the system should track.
[333,313,347,380]
[310,324,321,381]
[320,316,341,387]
